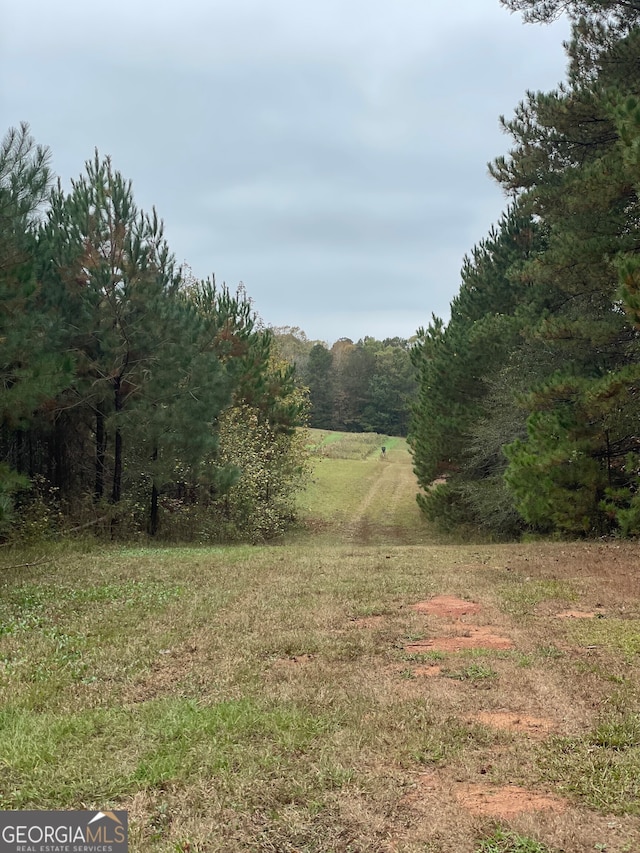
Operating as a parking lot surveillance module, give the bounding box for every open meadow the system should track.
[0,430,639,852]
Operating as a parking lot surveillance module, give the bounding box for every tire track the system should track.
[343,449,417,542]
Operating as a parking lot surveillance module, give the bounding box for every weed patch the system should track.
[498,578,578,617]
[566,617,640,658]
[476,827,556,852]
[536,712,640,814]
[444,662,498,682]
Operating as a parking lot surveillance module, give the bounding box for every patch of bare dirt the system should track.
[125,638,205,703]
[413,664,443,677]
[406,626,513,653]
[467,710,556,738]
[410,595,481,618]
[453,783,568,817]
[555,609,597,618]
[404,773,568,819]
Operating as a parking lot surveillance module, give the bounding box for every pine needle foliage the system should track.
[410,2,640,538]
[0,130,310,542]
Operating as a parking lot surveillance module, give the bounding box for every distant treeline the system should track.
[0,129,309,542]
[272,329,417,437]
[410,0,640,539]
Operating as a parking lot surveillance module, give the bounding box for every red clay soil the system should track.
[410,595,481,618]
[408,774,568,819]
[453,783,568,817]
[467,710,555,738]
[406,626,514,653]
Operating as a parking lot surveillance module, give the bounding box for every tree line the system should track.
[0,127,309,542]
[273,329,417,436]
[409,0,640,538]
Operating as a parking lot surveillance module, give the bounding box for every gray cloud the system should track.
[2,0,571,342]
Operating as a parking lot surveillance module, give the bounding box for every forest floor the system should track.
[0,430,639,852]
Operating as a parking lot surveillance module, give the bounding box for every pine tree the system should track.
[409,206,548,531]
[491,12,640,534]
[0,124,74,528]
[0,126,71,430]
[39,153,234,533]
[500,0,640,28]
[303,343,334,429]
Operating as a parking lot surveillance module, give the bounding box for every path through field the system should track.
[297,431,429,544]
[1,430,639,853]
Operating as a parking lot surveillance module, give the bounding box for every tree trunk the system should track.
[149,446,159,536]
[111,379,123,504]
[95,404,106,501]
[149,484,159,536]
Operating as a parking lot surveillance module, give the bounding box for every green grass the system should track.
[0,698,338,809]
[443,662,499,682]
[537,711,640,814]
[299,456,381,521]
[497,577,579,617]
[306,428,386,459]
[1,444,640,850]
[566,617,640,658]
[296,429,430,544]
[476,828,556,852]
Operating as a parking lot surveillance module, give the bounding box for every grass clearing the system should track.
[297,430,436,545]
[1,430,639,851]
[306,429,397,460]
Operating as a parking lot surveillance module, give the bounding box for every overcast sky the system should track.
[2,0,570,344]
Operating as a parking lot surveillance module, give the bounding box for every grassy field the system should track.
[0,430,639,852]
[295,429,431,545]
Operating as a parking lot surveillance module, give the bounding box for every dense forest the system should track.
[409,0,640,538]
[272,329,417,436]
[0,133,309,542]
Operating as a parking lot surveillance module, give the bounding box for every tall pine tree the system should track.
[492,6,640,534]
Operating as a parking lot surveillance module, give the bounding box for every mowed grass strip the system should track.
[298,430,432,543]
[299,455,381,523]
[299,429,392,523]
[1,524,640,847]
[0,698,337,808]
